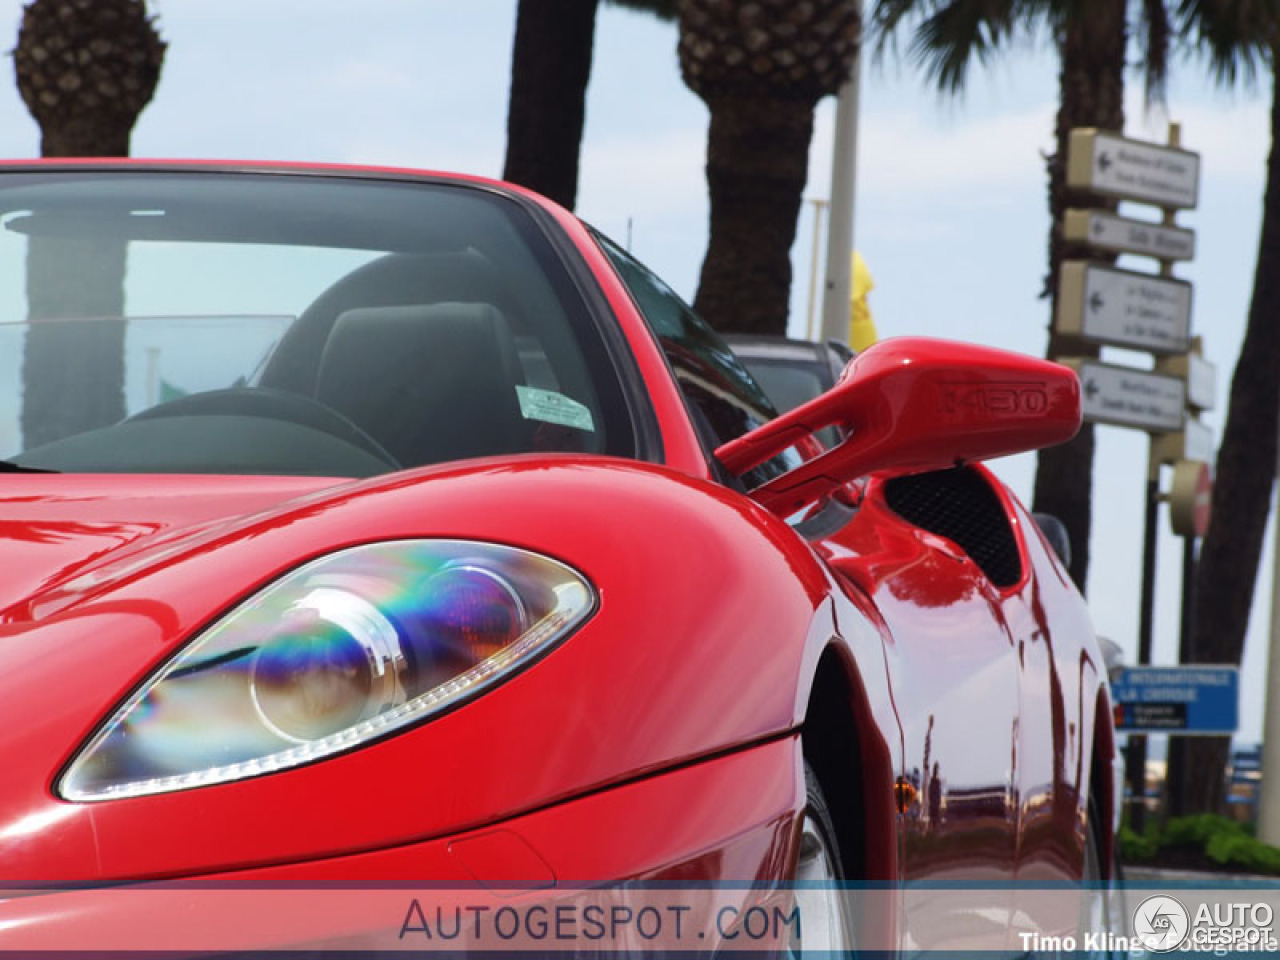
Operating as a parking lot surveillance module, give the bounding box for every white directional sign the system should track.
[1063,359,1186,433]
[1067,129,1200,209]
[1057,262,1192,354]
[1157,351,1217,411]
[1063,209,1195,261]
[1155,417,1217,465]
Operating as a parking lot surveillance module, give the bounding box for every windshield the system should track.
[0,170,634,476]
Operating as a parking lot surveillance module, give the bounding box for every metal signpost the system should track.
[1055,124,1214,828]
[1066,129,1200,209]
[1062,359,1185,433]
[1056,263,1192,354]
[1063,210,1195,262]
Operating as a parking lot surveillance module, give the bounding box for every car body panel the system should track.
[0,737,807,952]
[0,458,853,885]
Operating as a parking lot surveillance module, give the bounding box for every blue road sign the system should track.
[1111,666,1239,735]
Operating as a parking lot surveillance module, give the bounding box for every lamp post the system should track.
[818,0,862,346]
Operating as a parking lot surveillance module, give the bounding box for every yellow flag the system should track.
[849,251,878,351]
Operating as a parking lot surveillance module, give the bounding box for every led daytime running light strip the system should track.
[66,580,591,802]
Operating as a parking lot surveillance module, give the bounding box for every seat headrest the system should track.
[315,303,528,467]
[261,251,523,396]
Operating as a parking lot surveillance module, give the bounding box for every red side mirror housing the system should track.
[715,337,1081,516]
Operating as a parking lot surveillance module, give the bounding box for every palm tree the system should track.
[675,0,860,336]
[871,0,1170,592]
[502,0,676,211]
[502,0,600,211]
[1162,0,1280,815]
[12,0,165,448]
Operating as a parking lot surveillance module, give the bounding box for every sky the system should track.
[0,1,1275,741]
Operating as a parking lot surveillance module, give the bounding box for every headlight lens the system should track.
[60,540,595,802]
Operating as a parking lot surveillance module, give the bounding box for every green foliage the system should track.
[1118,822,1160,861]
[1121,813,1280,875]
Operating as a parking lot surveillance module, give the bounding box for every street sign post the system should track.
[1154,416,1216,465]
[1063,209,1195,261]
[1061,358,1185,433]
[1158,350,1217,411]
[1067,129,1200,209]
[1170,459,1213,538]
[1060,123,1208,831]
[1112,666,1238,734]
[1056,262,1192,354]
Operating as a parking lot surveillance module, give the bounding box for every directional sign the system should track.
[1112,666,1238,734]
[1067,129,1200,209]
[1063,209,1195,261]
[1062,359,1185,432]
[1154,416,1216,465]
[1057,262,1192,354]
[1170,459,1213,538]
[1157,351,1217,411]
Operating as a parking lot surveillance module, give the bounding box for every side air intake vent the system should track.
[884,467,1023,588]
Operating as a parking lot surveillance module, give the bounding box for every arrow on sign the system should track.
[1056,261,1192,354]
[1085,378,1100,400]
[1097,151,1112,173]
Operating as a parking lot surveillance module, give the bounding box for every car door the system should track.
[999,496,1107,942]
[820,466,1022,950]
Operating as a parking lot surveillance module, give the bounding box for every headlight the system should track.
[60,540,595,802]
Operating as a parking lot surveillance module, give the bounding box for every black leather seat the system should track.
[261,251,525,397]
[314,303,529,467]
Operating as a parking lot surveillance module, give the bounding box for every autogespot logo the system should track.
[1134,894,1191,952]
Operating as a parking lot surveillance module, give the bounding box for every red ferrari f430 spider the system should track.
[0,161,1117,955]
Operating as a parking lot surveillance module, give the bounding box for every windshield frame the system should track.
[0,162,665,476]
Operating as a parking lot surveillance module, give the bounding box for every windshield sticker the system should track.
[515,385,595,433]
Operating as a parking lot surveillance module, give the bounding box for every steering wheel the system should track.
[128,387,402,469]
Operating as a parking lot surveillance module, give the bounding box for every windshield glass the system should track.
[0,170,633,476]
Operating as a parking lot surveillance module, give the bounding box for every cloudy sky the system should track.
[0,0,1275,740]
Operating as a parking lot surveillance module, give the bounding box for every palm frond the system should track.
[909,0,1023,92]
[603,0,677,22]
[1174,0,1277,89]
[869,0,940,62]
[1137,0,1171,106]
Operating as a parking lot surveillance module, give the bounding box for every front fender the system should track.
[1,456,845,885]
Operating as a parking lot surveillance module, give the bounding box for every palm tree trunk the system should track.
[502,0,599,210]
[14,0,165,452]
[1030,0,1127,592]
[692,95,813,336]
[37,120,131,158]
[1169,59,1280,815]
[20,238,127,448]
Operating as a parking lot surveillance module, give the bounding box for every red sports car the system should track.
[0,161,1115,954]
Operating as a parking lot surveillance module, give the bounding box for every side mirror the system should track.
[715,337,1081,516]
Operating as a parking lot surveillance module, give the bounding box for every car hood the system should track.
[0,474,341,623]
[0,457,829,887]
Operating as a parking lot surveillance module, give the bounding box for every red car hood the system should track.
[0,474,341,622]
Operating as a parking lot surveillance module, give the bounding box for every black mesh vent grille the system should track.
[883,467,1023,588]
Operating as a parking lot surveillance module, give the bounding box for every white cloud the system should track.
[1138,96,1270,182]
[577,128,707,224]
[838,103,1057,202]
